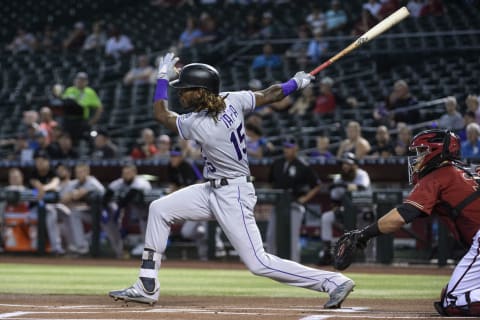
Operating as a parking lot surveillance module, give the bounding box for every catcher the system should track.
[333,129,480,317]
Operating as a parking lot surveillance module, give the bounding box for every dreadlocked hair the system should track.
[193,88,227,122]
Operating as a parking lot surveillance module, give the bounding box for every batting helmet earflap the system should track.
[170,63,220,94]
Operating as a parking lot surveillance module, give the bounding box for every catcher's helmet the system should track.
[170,63,220,94]
[407,129,460,184]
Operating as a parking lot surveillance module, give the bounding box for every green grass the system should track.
[0,263,448,299]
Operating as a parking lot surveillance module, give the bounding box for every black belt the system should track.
[208,176,253,188]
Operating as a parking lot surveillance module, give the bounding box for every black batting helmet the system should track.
[170,63,220,94]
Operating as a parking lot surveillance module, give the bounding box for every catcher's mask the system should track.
[407,129,460,184]
[170,63,220,95]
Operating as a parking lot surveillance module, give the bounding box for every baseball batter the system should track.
[109,52,355,308]
[334,129,480,317]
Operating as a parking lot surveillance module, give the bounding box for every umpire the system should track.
[266,137,321,262]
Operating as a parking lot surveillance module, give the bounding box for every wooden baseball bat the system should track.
[310,6,410,76]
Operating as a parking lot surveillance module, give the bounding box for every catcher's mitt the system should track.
[333,230,368,270]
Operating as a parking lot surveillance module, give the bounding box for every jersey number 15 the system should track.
[230,123,247,161]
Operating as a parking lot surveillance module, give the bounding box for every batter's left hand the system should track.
[157,52,179,81]
[292,71,315,90]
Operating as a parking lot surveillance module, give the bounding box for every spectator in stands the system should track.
[177,16,203,50]
[48,133,79,159]
[368,125,396,158]
[284,25,310,70]
[130,128,158,159]
[461,123,480,159]
[91,129,117,159]
[438,96,464,131]
[318,152,371,265]
[105,25,134,58]
[245,122,274,159]
[351,6,378,36]
[240,12,260,39]
[63,21,87,51]
[195,13,221,62]
[83,21,107,52]
[419,0,445,16]
[407,0,426,18]
[289,84,315,116]
[309,135,334,159]
[306,5,326,36]
[325,0,348,35]
[373,79,418,128]
[337,121,372,159]
[39,106,58,144]
[178,139,202,161]
[18,110,40,136]
[123,54,156,86]
[267,137,321,262]
[10,133,33,162]
[251,43,282,72]
[313,77,337,115]
[306,31,329,65]
[103,164,152,258]
[28,150,64,255]
[37,25,60,52]
[61,72,104,143]
[60,163,105,255]
[6,28,36,53]
[258,11,278,39]
[393,123,413,156]
[466,94,480,124]
[458,111,477,142]
[362,0,383,20]
[34,130,51,155]
[155,134,171,160]
[150,0,187,6]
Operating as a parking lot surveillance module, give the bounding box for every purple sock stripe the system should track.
[280,79,298,96]
[154,79,168,101]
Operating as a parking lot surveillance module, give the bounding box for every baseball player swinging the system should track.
[109,52,355,308]
[333,129,480,317]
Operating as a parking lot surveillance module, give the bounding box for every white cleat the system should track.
[323,279,355,309]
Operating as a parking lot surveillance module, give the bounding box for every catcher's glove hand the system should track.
[333,230,368,271]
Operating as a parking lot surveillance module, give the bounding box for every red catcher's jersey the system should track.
[404,164,480,245]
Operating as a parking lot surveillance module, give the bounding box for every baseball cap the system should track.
[321,77,334,86]
[340,152,358,165]
[33,149,50,160]
[283,137,298,148]
[76,72,88,80]
[96,129,109,137]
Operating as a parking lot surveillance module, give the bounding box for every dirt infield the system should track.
[0,257,457,320]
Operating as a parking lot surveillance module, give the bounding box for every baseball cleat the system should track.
[323,279,355,309]
[109,284,157,306]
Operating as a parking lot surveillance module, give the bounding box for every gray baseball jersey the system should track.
[108,176,152,194]
[177,91,255,179]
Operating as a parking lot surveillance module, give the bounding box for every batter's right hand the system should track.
[292,71,314,90]
[157,52,180,81]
